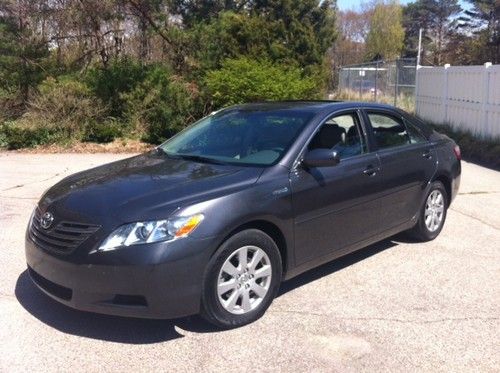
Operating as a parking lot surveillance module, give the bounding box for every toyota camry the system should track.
[26,101,461,328]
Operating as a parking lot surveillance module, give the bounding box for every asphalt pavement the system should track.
[0,152,499,372]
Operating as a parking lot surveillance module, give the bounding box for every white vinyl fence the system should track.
[415,63,500,139]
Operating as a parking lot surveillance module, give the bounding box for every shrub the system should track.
[82,118,123,143]
[23,77,108,139]
[0,89,24,121]
[0,76,112,148]
[123,65,198,144]
[86,58,146,118]
[204,58,319,108]
[0,124,8,148]
[0,121,62,149]
[430,122,500,170]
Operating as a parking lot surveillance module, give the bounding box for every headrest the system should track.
[318,125,345,148]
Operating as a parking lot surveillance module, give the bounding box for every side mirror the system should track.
[302,149,340,168]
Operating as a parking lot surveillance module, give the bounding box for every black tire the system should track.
[200,229,282,328]
[407,181,448,242]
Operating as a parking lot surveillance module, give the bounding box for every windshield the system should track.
[160,108,315,166]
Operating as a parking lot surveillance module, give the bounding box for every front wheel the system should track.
[200,229,282,328]
[407,181,448,241]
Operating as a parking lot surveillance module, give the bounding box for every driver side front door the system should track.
[290,110,382,266]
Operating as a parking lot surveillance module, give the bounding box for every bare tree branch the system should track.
[126,0,172,45]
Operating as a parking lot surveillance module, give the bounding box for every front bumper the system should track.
[25,234,218,319]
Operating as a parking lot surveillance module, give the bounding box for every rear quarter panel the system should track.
[431,133,461,204]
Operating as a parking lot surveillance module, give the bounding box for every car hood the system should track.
[39,151,264,223]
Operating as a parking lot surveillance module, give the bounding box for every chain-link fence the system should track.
[337,58,417,110]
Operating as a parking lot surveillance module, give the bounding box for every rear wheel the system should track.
[200,229,282,328]
[407,181,448,241]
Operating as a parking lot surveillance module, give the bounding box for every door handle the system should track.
[363,165,378,177]
[422,150,432,159]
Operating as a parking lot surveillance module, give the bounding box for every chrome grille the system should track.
[29,208,100,254]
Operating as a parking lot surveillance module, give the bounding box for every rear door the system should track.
[363,109,437,230]
[290,109,382,266]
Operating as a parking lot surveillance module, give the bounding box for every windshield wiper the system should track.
[156,148,227,165]
[176,154,227,165]
[156,148,187,161]
[155,147,174,157]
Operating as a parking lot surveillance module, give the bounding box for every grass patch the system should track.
[330,90,415,113]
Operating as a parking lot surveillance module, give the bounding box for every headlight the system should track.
[97,214,204,252]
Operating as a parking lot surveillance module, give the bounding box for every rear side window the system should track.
[404,118,427,144]
[367,113,410,149]
[405,114,434,137]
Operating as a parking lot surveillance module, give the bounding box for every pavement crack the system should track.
[269,310,499,324]
[0,195,38,200]
[2,183,27,191]
[458,191,500,195]
[450,208,499,231]
[2,184,24,191]
[1,170,68,192]
[342,316,500,324]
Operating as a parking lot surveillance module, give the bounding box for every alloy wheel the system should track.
[217,245,272,315]
[425,190,445,232]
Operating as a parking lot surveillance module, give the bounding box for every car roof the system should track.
[230,101,399,114]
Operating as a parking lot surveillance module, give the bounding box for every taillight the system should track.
[453,145,461,160]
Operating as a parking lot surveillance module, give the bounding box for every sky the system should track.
[337,0,410,11]
[337,0,469,11]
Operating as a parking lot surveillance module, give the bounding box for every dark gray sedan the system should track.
[26,101,461,328]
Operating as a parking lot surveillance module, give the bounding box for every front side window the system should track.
[308,112,366,158]
[367,112,410,149]
[160,108,315,166]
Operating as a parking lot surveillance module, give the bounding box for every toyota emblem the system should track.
[40,212,54,229]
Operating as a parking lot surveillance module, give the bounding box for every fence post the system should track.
[359,69,362,99]
[442,64,450,124]
[394,61,399,106]
[415,64,421,114]
[481,62,492,138]
[347,68,351,95]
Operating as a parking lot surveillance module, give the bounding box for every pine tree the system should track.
[460,0,500,63]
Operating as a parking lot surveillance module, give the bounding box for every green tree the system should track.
[460,0,499,63]
[402,1,433,59]
[0,1,49,110]
[204,58,318,108]
[168,0,247,26]
[423,0,462,65]
[189,12,273,71]
[365,1,405,60]
[188,0,336,71]
[122,65,199,143]
[249,0,337,67]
